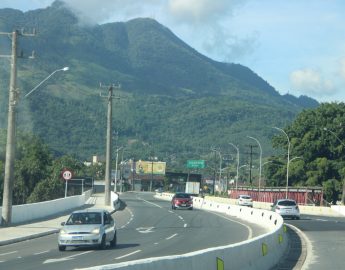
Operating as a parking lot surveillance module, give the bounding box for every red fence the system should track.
[228,187,323,205]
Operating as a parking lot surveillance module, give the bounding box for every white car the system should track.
[237,195,253,207]
[58,209,117,251]
[271,199,300,219]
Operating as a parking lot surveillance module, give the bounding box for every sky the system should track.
[1,0,345,103]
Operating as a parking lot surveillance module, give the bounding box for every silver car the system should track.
[271,199,300,219]
[58,209,117,251]
[237,195,253,207]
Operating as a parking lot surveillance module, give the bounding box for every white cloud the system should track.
[290,68,335,98]
[167,0,238,25]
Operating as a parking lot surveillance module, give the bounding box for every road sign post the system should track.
[61,169,73,198]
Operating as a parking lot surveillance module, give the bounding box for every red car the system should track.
[171,193,193,210]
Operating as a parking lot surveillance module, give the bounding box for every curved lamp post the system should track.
[247,136,262,200]
[1,66,69,226]
[229,142,239,191]
[273,127,290,199]
[24,67,69,98]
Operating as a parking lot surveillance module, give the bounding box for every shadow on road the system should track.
[271,226,306,270]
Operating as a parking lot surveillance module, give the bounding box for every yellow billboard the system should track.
[136,160,166,175]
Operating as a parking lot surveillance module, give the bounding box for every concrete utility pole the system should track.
[1,30,18,226]
[1,29,35,226]
[100,84,120,206]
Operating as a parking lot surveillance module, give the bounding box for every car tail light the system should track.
[295,205,299,210]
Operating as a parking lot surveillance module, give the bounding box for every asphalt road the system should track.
[285,214,345,270]
[0,192,267,270]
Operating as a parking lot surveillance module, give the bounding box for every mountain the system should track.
[0,1,319,167]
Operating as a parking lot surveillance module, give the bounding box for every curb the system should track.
[0,229,59,246]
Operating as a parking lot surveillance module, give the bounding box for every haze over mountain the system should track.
[0,1,318,165]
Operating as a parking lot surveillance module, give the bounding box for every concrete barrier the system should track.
[0,189,93,224]
[78,192,288,270]
[331,205,345,216]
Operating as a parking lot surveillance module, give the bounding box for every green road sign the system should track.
[187,160,205,169]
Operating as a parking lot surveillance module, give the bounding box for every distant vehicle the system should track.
[58,209,117,251]
[237,195,253,207]
[155,187,163,193]
[171,192,193,210]
[185,182,200,195]
[271,199,300,219]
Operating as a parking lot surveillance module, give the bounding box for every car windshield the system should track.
[175,193,190,199]
[278,200,297,206]
[66,212,102,225]
[240,196,251,199]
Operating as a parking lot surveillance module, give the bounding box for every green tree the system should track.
[267,102,345,203]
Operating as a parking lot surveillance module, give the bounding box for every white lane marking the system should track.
[0,251,18,256]
[140,198,163,208]
[168,210,174,213]
[184,223,187,228]
[178,216,183,220]
[43,250,93,264]
[136,227,154,233]
[314,218,328,222]
[115,250,141,260]
[166,233,178,240]
[120,208,134,229]
[34,250,50,255]
[210,212,253,240]
[154,242,159,245]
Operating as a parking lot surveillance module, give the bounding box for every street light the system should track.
[1,66,69,226]
[247,136,262,200]
[273,127,290,199]
[229,142,239,191]
[211,147,222,194]
[24,67,69,98]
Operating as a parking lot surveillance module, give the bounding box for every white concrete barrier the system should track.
[0,189,93,224]
[331,205,345,216]
[78,192,288,270]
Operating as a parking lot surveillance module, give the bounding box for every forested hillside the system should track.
[0,1,318,167]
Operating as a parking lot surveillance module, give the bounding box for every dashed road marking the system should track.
[0,251,17,256]
[166,233,178,240]
[115,250,141,260]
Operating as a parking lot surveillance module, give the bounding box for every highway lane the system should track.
[0,192,268,270]
[285,214,345,270]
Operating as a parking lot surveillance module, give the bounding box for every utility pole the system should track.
[100,84,120,206]
[1,29,35,226]
[245,144,257,185]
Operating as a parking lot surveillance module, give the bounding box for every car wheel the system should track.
[189,207,193,210]
[58,245,66,251]
[99,234,106,250]
[110,232,117,248]
[296,216,300,220]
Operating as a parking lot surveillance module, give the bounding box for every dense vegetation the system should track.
[266,103,345,204]
[0,131,104,204]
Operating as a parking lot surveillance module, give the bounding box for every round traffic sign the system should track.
[62,169,73,180]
